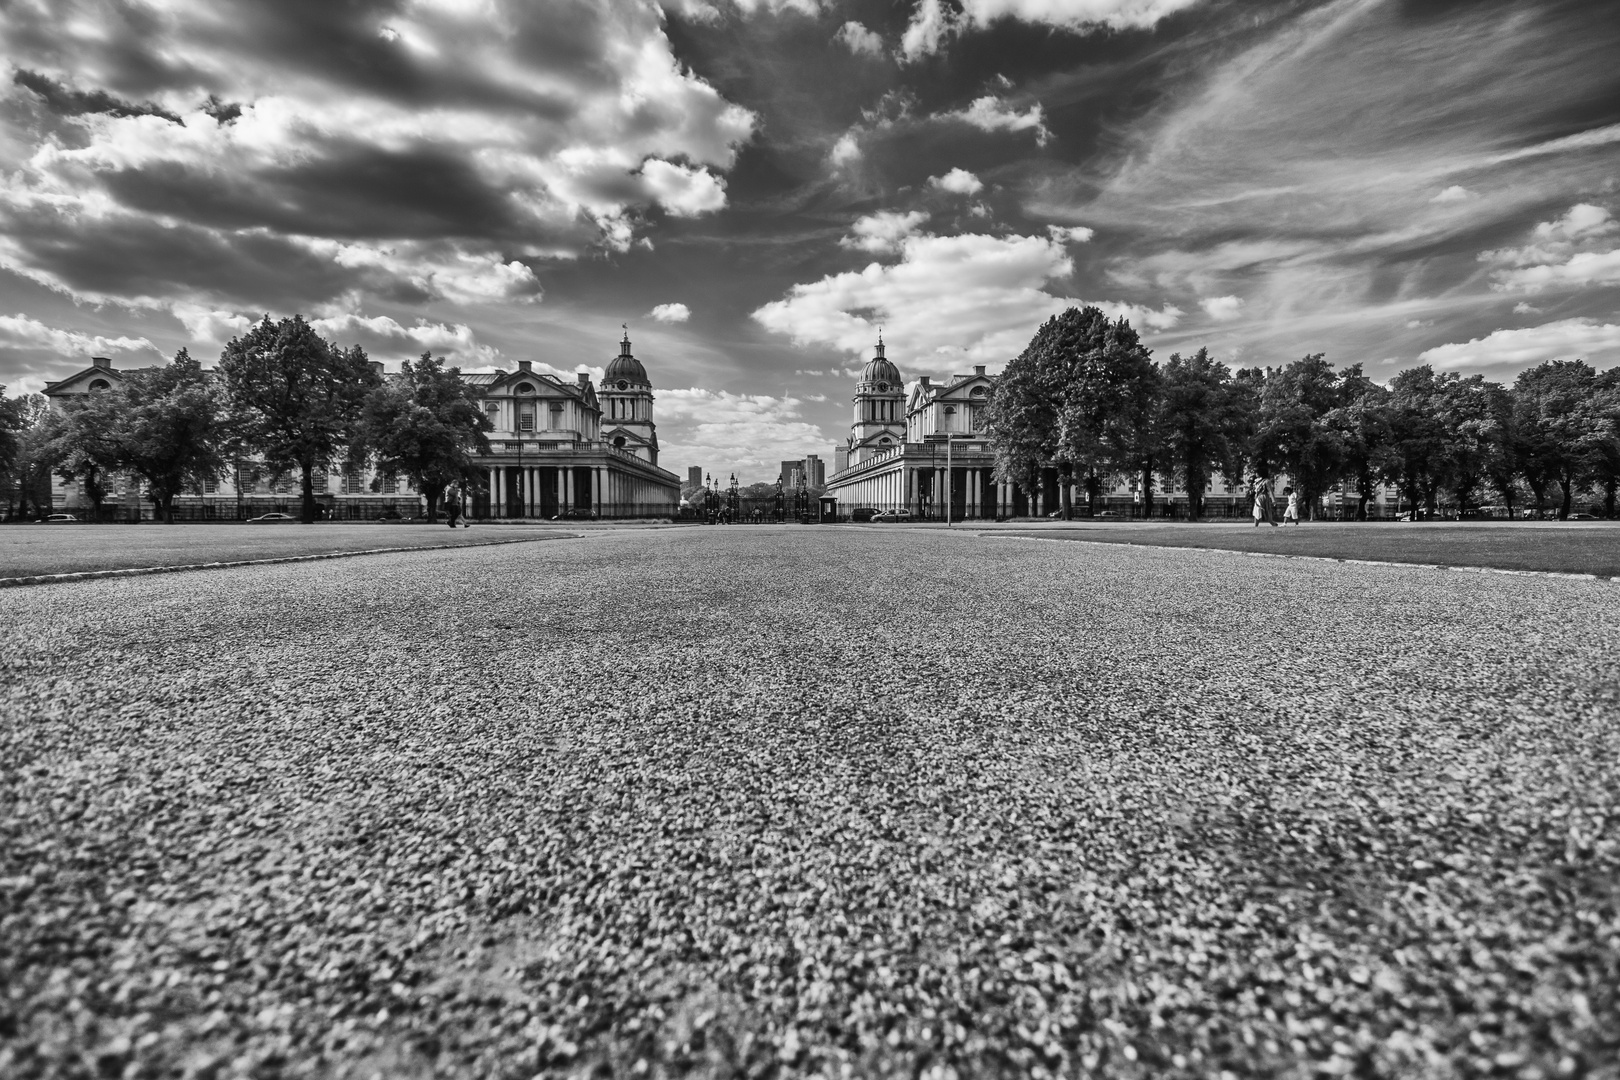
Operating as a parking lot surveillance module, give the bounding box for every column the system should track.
[488,467,499,517]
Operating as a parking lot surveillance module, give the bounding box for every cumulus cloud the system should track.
[1418,317,1620,373]
[0,0,756,319]
[840,210,931,254]
[1482,204,1620,293]
[656,388,831,474]
[1431,185,1476,203]
[306,314,500,365]
[829,132,862,167]
[1200,295,1244,321]
[754,230,1179,370]
[834,21,885,56]
[929,168,984,195]
[901,0,1200,59]
[1047,225,1095,243]
[650,303,691,323]
[945,96,1050,145]
[0,313,159,360]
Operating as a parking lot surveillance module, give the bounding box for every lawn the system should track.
[992,520,1620,577]
[1,528,1615,1078]
[0,523,585,579]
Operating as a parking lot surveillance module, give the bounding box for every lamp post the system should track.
[728,472,739,524]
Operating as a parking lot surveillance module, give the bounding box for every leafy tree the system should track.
[1381,366,1449,519]
[1157,348,1240,520]
[1587,367,1620,518]
[359,353,491,523]
[220,315,378,523]
[39,398,118,520]
[985,306,1159,518]
[1320,380,1390,521]
[1252,354,1345,520]
[1226,367,1266,479]
[3,392,54,519]
[1513,360,1599,519]
[1435,374,1508,512]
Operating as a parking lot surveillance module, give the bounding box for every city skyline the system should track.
[1,0,1618,483]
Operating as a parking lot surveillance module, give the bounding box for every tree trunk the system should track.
[1059,466,1072,521]
[1558,473,1574,519]
[1140,459,1154,520]
[300,463,317,524]
[424,486,442,524]
[1604,480,1616,519]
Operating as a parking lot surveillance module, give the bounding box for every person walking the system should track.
[445,497,460,529]
[1250,477,1264,527]
[1283,486,1300,525]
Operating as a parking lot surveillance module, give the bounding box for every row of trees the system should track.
[0,316,492,523]
[984,307,1620,520]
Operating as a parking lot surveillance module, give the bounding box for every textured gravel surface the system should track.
[2,527,1617,1079]
[0,524,591,579]
[986,522,1620,578]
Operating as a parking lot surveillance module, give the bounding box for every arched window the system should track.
[516,382,534,395]
[88,379,110,392]
[613,435,626,448]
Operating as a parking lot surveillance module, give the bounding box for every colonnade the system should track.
[484,463,676,518]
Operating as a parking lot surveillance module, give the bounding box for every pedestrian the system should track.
[1250,477,1264,527]
[445,498,459,529]
[1258,476,1280,527]
[1283,486,1300,525]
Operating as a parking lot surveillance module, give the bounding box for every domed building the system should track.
[847,334,907,465]
[599,328,660,465]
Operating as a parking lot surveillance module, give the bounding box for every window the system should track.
[312,469,327,494]
[519,409,534,431]
[613,435,626,448]
[203,478,218,494]
[89,378,111,392]
[970,385,986,397]
[382,476,397,494]
[516,382,535,394]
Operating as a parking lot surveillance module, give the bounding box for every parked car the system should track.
[378,509,403,521]
[246,512,296,523]
[1568,512,1598,521]
[38,513,78,523]
[1094,510,1123,520]
[551,508,597,521]
[872,509,912,522]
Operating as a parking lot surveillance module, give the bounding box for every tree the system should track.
[1513,360,1599,519]
[116,350,229,522]
[984,313,1074,510]
[38,397,118,520]
[1252,354,1344,520]
[220,315,378,523]
[1320,380,1391,520]
[1381,366,1449,519]
[359,353,491,523]
[1587,367,1620,518]
[1157,348,1240,520]
[1435,374,1508,512]
[3,392,54,519]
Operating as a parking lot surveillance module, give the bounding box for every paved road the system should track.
[3,528,1616,1078]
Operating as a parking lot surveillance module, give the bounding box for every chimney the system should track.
[92,356,112,369]
[918,375,930,388]
[577,372,590,386]
[973,365,986,376]
[517,359,532,372]
[369,361,384,375]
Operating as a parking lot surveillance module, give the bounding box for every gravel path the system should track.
[3,528,1616,1079]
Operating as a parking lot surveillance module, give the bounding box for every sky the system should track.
[1,0,1617,482]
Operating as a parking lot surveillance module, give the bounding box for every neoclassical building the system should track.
[40,331,680,520]
[825,340,1029,519]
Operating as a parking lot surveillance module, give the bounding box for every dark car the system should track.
[850,507,878,522]
[551,508,598,521]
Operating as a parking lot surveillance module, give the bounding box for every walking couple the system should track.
[1251,476,1301,526]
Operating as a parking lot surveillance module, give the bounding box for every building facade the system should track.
[41,332,681,521]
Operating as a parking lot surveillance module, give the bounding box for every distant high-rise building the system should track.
[803,454,825,488]
[834,446,849,474]
[687,466,703,489]
[780,459,801,489]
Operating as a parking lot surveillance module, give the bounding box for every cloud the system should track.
[945,96,1050,145]
[901,0,1201,58]
[900,0,957,61]
[834,21,885,56]
[929,168,984,195]
[0,0,756,317]
[0,313,160,361]
[840,210,931,254]
[1046,224,1094,243]
[829,131,862,167]
[1482,203,1620,293]
[1512,302,1542,315]
[306,314,500,365]
[656,388,831,473]
[1430,185,1476,203]
[1418,318,1620,373]
[754,230,1180,371]
[1199,295,1244,321]
[650,303,691,323]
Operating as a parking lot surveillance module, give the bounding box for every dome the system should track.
[605,328,649,387]
[859,336,902,392]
